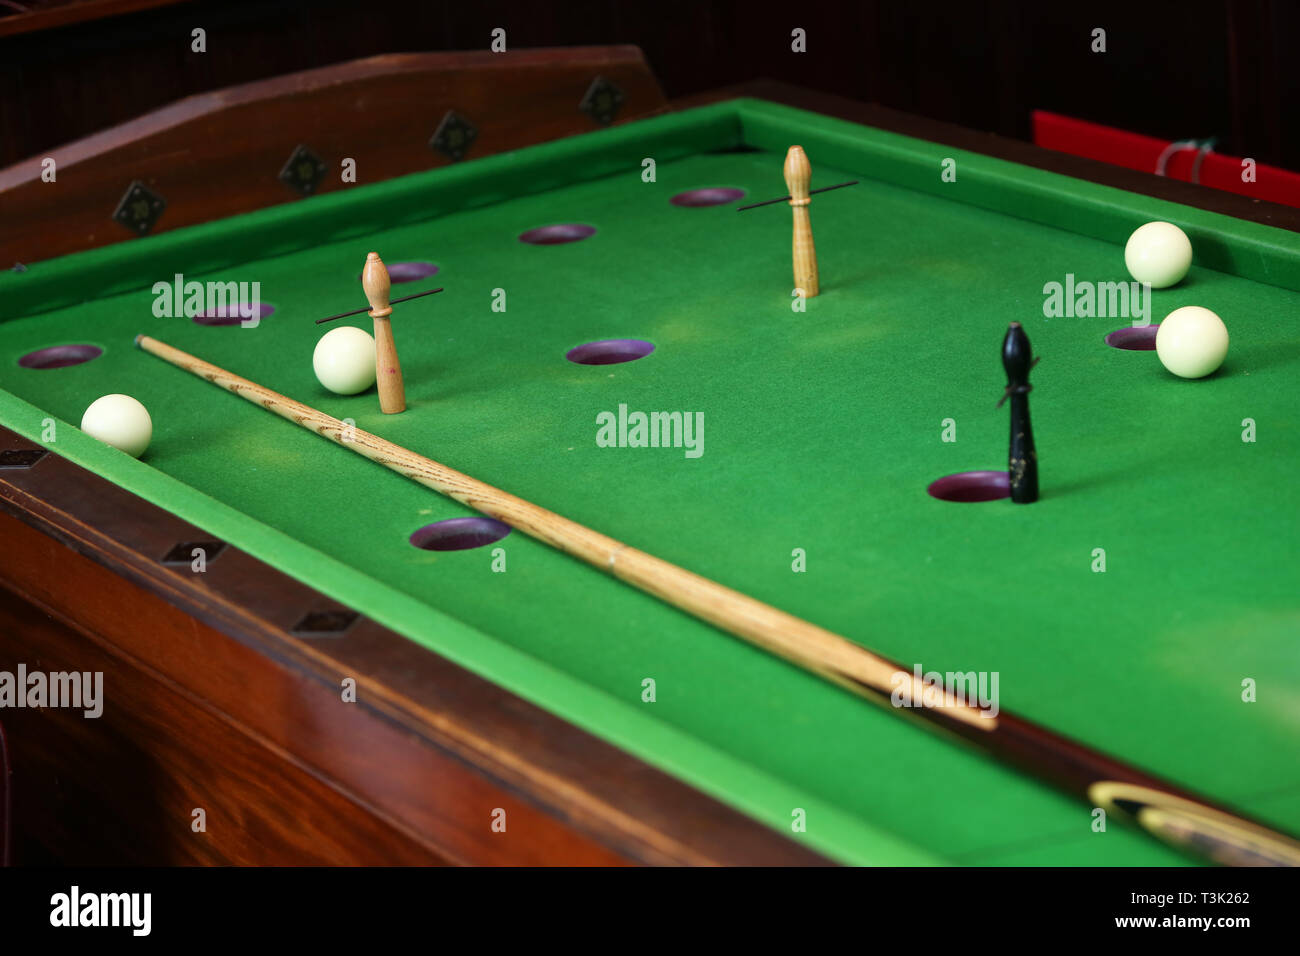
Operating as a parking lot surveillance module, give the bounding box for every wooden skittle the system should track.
[783,145,820,298]
[361,251,407,414]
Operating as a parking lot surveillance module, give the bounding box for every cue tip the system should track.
[134,334,144,348]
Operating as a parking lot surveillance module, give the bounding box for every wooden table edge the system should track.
[0,425,832,866]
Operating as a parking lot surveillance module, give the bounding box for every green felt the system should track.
[2,100,1298,865]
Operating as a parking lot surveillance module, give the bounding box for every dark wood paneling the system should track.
[1,1,1292,172]
[0,587,450,866]
[1226,0,1296,167]
[0,1,191,41]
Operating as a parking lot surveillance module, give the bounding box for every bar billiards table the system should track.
[1,91,1298,867]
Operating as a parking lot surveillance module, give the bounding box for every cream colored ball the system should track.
[81,394,152,458]
[313,326,376,395]
[1125,221,1193,288]
[1156,306,1229,379]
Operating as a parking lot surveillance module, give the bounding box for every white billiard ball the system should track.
[81,394,152,458]
[1156,306,1229,379]
[1125,221,1193,288]
[313,326,376,395]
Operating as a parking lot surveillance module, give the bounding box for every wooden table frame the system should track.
[0,45,669,265]
[0,425,824,865]
[2,56,1296,868]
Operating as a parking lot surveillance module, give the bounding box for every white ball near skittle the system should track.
[313,326,376,395]
[1125,221,1193,288]
[81,394,152,458]
[1156,306,1229,379]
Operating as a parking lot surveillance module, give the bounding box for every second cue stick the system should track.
[136,333,1300,866]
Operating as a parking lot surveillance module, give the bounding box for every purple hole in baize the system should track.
[927,471,1011,503]
[1104,325,1160,350]
[193,303,277,326]
[565,339,655,366]
[518,224,596,245]
[356,262,439,283]
[18,344,103,369]
[409,517,511,551]
[670,188,746,207]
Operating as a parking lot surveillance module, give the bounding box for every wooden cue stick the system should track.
[137,333,1300,867]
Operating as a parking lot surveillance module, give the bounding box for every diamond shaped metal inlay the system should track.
[278,144,328,196]
[429,111,478,162]
[291,608,360,638]
[579,76,625,126]
[111,180,166,235]
[0,448,46,469]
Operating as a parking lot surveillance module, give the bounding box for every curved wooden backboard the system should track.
[0,46,667,265]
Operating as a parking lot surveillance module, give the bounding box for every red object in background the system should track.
[1033,110,1300,210]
